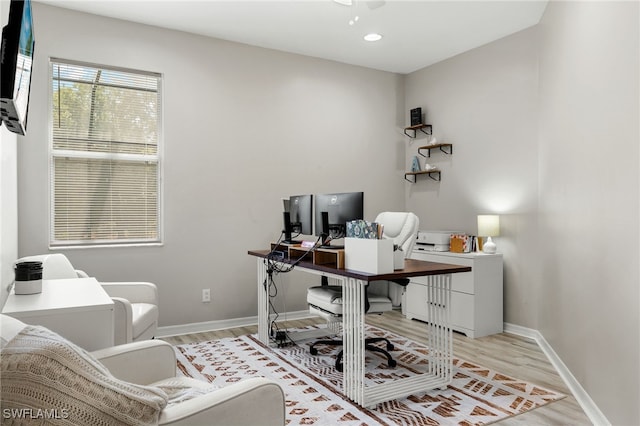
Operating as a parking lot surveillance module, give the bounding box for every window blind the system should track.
[50,60,162,246]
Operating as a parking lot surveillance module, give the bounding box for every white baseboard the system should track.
[156,310,313,338]
[504,322,610,426]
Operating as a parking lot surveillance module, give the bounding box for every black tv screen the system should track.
[0,0,35,136]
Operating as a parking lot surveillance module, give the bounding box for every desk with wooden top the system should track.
[248,248,471,408]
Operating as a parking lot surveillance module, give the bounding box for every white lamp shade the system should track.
[477,215,500,237]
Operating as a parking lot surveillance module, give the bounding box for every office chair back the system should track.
[374,211,419,257]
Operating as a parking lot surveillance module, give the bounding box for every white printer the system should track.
[415,230,458,252]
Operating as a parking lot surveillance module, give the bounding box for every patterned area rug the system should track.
[174,325,564,425]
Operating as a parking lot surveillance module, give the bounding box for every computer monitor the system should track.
[282,194,313,244]
[315,191,364,248]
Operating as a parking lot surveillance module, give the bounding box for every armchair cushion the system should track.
[1,324,168,425]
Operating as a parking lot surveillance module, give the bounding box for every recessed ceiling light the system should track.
[364,33,383,42]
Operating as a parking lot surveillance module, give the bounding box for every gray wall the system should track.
[404,27,540,329]
[537,2,639,424]
[17,3,406,327]
[405,2,639,424]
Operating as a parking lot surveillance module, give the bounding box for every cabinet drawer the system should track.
[451,291,474,330]
[410,252,474,294]
[404,283,474,332]
[404,283,427,321]
[451,271,474,295]
[420,290,474,331]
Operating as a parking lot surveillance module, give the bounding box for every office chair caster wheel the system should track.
[310,347,318,355]
[388,359,397,368]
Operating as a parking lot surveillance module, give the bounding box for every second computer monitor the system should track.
[315,191,364,244]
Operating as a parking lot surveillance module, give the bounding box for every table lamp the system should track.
[477,215,499,254]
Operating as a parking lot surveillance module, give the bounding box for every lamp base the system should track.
[482,236,497,254]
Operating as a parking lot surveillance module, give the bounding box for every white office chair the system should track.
[307,212,419,371]
[15,254,159,346]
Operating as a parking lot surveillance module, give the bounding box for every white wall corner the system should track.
[504,322,610,426]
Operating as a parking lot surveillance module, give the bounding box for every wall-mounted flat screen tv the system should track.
[1,0,35,136]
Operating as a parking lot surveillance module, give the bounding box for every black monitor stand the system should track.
[282,212,301,244]
[319,211,344,249]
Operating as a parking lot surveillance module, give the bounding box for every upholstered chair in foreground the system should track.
[1,314,286,425]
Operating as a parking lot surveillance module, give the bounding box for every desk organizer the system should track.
[344,237,394,274]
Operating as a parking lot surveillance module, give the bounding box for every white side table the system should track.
[2,278,114,350]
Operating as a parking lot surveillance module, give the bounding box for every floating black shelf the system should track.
[403,124,432,138]
[417,143,453,158]
[404,170,441,183]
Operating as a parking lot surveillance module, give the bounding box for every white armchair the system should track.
[1,314,286,425]
[16,254,159,345]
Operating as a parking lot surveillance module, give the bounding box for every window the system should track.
[50,59,162,247]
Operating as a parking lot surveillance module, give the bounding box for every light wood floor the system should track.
[161,310,591,425]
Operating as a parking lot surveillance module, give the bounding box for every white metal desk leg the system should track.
[257,258,270,345]
[426,273,452,387]
[342,277,365,406]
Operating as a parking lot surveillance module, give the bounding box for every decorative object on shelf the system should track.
[410,107,422,126]
[411,156,421,172]
[424,163,437,172]
[477,215,500,254]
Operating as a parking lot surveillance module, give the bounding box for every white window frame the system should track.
[49,58,163,248]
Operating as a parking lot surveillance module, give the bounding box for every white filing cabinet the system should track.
[2,278,114,350]
[404,250,503,338]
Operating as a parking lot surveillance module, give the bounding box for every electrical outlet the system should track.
[202,288,211,303]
